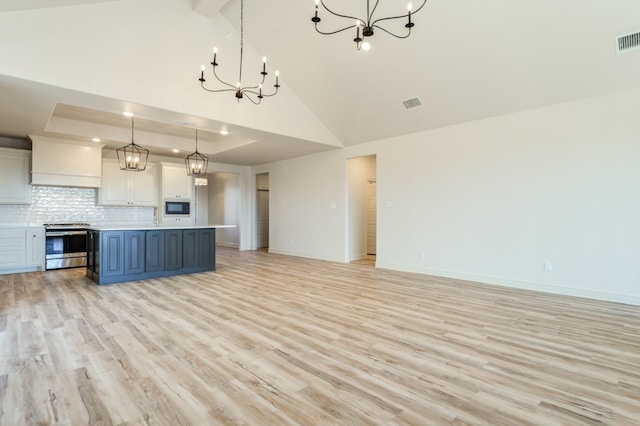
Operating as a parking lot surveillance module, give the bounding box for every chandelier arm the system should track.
[244,83,278,97]
[315,23,357,36]
[244,92,261,105]
[371,14,410,25]
[200,83,237,93]
[372,24,411,39]
[371,0,428,26]
[260,88,279,98]
[320,1,361,22]
[240,73,267,92]
[211,66,238,90]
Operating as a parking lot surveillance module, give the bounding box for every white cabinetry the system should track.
[161,163,193,200]
[26,228,45,267]
[0,227,45,273]
[99,160,158,206]
[30,136,104,188]
[162,217,193,225]
[0,148,31,204]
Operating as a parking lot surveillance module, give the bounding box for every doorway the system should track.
[347,155,377,263]
[366,179,377,255]
[256,173,269,249]
[207,172,241,248]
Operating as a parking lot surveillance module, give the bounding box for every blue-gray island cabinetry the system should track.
[86,225,227,284]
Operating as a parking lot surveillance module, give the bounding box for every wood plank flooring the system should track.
[1,247,640,425]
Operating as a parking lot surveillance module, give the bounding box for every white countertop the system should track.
[87,224,236,231]
[0,223,44,229]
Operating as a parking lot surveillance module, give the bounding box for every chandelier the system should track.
[199,0,280,104]
[185,128,209,176]
[311,0,428,51]
[116,113,149,172]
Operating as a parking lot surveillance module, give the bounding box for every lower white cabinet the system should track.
[26,228,45,267]
[0,227,45,273]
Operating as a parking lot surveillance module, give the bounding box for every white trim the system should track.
[216,242,239,249]
[375,262,640,306]
[0,266,44,275]
[268,248,346,264]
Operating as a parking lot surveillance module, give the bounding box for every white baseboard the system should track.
[375,262,640,306]
[349,253,368,262]
[0,266,44,276]
[216,242,239,248]
[268,248,345,263]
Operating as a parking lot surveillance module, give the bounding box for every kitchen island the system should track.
[86,224,235,285]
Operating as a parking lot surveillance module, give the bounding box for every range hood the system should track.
[30,136,104,188]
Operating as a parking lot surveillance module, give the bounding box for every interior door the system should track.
[256,189,269,249]
[366,180,377,255]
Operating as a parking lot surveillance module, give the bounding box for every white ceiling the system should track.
[0,0,120,12]
[232,0,640,145]
[1,0,640,164]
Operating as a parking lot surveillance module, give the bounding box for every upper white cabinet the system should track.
[161,163,193,200]
[99,159,158,206]
[30,136,104,188]
[0,148,31,204]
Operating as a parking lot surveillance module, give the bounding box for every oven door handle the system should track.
[46,231,87,236]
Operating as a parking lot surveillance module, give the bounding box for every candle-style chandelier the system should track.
[311,0,428,51]
[199,0,280,104]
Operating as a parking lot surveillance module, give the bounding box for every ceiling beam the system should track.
[191,0,229,18]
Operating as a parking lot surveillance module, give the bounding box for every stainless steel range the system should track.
[44,223,90,270]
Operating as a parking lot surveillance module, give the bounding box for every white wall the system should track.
[261,149,346,262]
[194,184,208,226]
[208,172,240,247]
[254,89,640,305]
[347,155,376,261]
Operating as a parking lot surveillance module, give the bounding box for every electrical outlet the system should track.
[420,250,426,259]
[289,239,294,245]
[544,261,553,271]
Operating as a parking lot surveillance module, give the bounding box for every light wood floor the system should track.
[1,247,640,425]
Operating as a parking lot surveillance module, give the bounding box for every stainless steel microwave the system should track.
[165,200,190,215]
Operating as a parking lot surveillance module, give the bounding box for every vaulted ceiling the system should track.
[0,0,639,165]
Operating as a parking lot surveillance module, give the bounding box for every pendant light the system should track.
[185,128,209,176]
[116,113,149,171]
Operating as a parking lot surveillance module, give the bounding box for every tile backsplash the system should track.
[0,186,154,225]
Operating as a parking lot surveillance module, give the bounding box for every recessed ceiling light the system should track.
[91,137,101,143]
[172,149,180,153]
[220,130,229,135]
[123,111,134,117]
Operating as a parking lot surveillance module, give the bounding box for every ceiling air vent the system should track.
[402,97,423,110]
[617,31,640,53]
